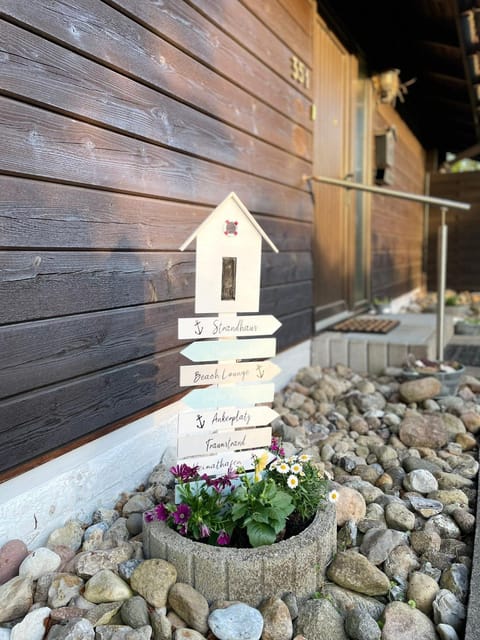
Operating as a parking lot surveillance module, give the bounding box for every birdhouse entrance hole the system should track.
[221,257,237,300]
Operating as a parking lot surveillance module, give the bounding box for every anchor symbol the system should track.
[194,320,204,335]
[256,364,265,379]
[196,414,206,429]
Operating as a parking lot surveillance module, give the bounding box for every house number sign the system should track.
[290,55,310,89]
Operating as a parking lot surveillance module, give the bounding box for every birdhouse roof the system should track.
[179,192,279,253]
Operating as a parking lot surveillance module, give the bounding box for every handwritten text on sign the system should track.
[179,360,280,387]
[178,426,272,459]
[178,406,279,435]
[180,449,273,476]
[178,315,281,339]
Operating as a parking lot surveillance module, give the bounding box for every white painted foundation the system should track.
[0,341,310,548]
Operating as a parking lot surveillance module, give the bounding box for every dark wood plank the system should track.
[106,0,313,124]
[0,300,192,400]
[0,250,310,323]
[0,177,312,251]
[0,251,195,324]
[187,0,312,96]
[260,281,312,317]
[0,1,311,158]
[0,97,312,221]
[241,0,312,66]
[0,350,182,473]
[0,21,310,186]
[276,308,312,352]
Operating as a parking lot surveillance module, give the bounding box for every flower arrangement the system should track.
[144,438,330,548]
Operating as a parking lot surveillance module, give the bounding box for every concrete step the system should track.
[312,313,454,374]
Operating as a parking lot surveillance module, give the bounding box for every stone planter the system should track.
[401,365,465,397]
[143,503,336,607]
[454,320,480,336]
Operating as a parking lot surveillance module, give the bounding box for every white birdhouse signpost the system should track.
[177,192,281,476]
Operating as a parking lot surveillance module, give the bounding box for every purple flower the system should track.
[270,437,279,452]
[279,447,285,457]
[154,503,169,521]
[144,511,155,523]
[217,530,230,546]
[199,523,210,538]
[178,524,188,536]
[172,503,191,525]
[170,463,199,482]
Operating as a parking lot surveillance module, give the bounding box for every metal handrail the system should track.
[303,174,471,210]
[303,174,472,360]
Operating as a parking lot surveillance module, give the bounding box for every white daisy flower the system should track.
[277,462,290,474]
[287,455,297,463]
[298,454,310,462]
[328,489,339,503]
[290,463,303,474]
[287,474,299,489]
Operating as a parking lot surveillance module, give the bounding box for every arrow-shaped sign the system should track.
[177,426,272,459]
[182,382,274,410]
[179,360,281,387]
[178,449,273,476]
[178,406,280,435]
[178,315,281,339]
[181,338,276,363]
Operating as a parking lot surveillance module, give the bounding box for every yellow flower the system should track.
[254,451,269,481]
[287,474,299,489]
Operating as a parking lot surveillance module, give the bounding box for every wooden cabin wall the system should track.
[0,0,315,476]
[428,171,480,291]
[371,104,426,300]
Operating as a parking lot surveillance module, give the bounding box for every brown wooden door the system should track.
[312,15,364,326]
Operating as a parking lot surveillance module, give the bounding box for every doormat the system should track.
[331,317,400,334]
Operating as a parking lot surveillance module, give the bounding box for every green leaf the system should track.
[246,521,277,547]
[231,502,249,521]
[249,511,271,524]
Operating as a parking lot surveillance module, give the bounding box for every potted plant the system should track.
[401,355,465,396]
[454,316,480,336]
[373,296,392,314]
[142,440,337,605]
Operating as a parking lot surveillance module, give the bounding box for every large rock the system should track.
[18,547,61,580]
[48,573,84,608]
[399,413,449,449]
[11,606,51,640]
[167,583,209,634]
[403,469,438,494]
[344,607,381,640]
[46,618,95,639]
[381,601,437,640]
[359,528,408,565]
[432,589,466,632]
[322,584,385,620]
[406,572,440,615]
[334,485,366,526]
[83,569,133,604]
[259,596,293,640]
[327,550,390,596]
[0,576,33,623]
[74,543,134,579]
[130,559,177,608]
[399,378,442,403]
[295,598,347,640]
[47,520,84,552]
[0,540,29,585]
[208,603,264,640]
